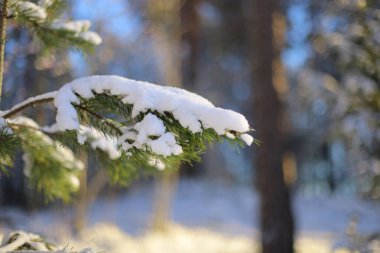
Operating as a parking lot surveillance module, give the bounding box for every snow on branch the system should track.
[52,75,253,155]
[1,75,253,159]
[11,1,47,23]
[54,75,250,135]
[0,91,56,119]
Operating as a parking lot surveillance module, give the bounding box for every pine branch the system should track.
[1,92,55,118]
[11,119,83,201]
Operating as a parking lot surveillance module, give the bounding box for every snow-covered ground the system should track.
[1,179,380,252]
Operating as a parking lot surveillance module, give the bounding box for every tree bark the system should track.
[248,0,295,252]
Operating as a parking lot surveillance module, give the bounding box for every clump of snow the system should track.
[148,158,166,170]
[77,126,121,159]
[14,1,47,23]
[0,230,54,251]
[118,114,183,157]
[51,20,91,33]
[240,133,254,146]
[50,20,102,45]
[53,75,252,156]
[68,174,80,191]
[78,31,102,45]
[134,113,166,138]
[0,230,96,252]
[225,132,235,139]
[149,132,182,156]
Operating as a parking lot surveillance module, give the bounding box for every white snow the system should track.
[1,180,379,253]
[0,230,95,252]
[148,158,166,170]
[225,132,235,139]
[149,132,182,156]
[50,20,102,45]
[118,113,182,157]
[240,133,253,146]
[51,20,91,33]
[15,1,47,23]
[68,174,80,191]
[77,126,121,159]
[134,113,166,138]
[0,230,52,252]
[78,31,102,45]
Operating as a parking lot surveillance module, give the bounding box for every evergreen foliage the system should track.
[0,0,252,202]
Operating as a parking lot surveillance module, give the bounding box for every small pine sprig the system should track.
[9,117,83,201]
[0,123,19,172]
[8,0,102,52]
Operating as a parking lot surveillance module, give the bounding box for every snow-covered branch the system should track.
[1,75,253,157]
[0,92,56,119]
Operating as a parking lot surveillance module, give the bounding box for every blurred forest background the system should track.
[0,0,380,252]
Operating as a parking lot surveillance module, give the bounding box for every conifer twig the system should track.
[2,97,55,119]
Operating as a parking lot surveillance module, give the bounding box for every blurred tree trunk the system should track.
[248,0,294,252]
[146,0,182,230]
[180,0,203,176]
[181,0,200,89]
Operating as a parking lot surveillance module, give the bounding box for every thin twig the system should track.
[2,97,54,119]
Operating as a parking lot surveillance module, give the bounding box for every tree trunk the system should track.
[180,0,200,89]
[146,0,183,230]
[248,0,295,252]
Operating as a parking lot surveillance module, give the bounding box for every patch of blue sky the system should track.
[283,2,312,70]
[68,50,88,77]
[69,0,144,77]
[72,0,142,41]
